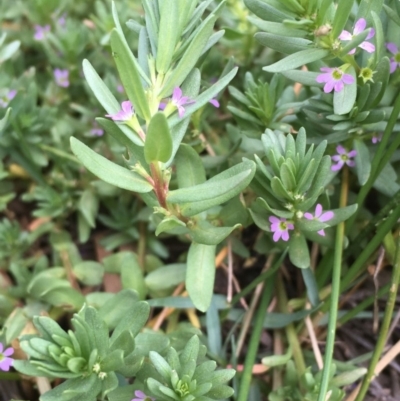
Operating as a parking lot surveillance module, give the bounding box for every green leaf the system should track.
[175,144,206,188]
[82,59,121,115]
[354,139,371,185]
[248,18,307,37]
[0,40,20,63]
[301,267,320,307]
[188,220,240,245]
[371,11,384,66]
[121,256,147,300]
[333,66,356,115]
[145,264,186,291]
[255,33,312,54]
[144,112,173,163]
[186,243,216,312]
[288,233,310,269]
[326,204,357,226]
[167,160,255,217]
[262,346,292,367]
[331,0,355,39]
[149,351,172,381]
[73,261,104,286]
[78,189,98,228]
[156,0,180,73]
[155,215,188,236]
[70,137,153,193]
[244,0,295,22]
[356,0,384,25]
[160,16,217,96]
[263,49,329,73]
[281,69,322,87]
[110,29,151,121]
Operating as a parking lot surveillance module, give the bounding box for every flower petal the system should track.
[317,229,326,236]
[334,80,344,92]
[319,211,334,222]
[172,87,182,101]
[366,28,375,40]
[281,231,290,241]
[331,161,344,171]
[338,30,352,40]
[353,18,366,35]
[269,216,280,224]
[323,81,335,93]
[336,145,346,154]
[386,42,398,54]
[273,231,282,242]
[316,73,332,83]
[346,160,356,167]
[209,98,220,108]
[3,347,14,357]
[304,212,313,220]
[347,150,357,157]
[390,60,398,74]
[359,41,375,53]
[342,74,354,84]
[315,204,323,217]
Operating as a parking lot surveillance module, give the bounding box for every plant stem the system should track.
[276,274,306,374]
[236,272,276,401]
[354,234,400,401]
[317,166,349,401]
[346,92,400,231]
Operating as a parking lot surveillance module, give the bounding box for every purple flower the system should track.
[106,101,135,121]
[338,18,375,54]
[57,13,67,28]
[304,204,334,236]
[131,390,155,401]
[316,67,354,93]
[269,216,294,242]
[171,87,195,118]
[331,145,357,171]
[386,43,400,73]
[209,98,220,108]
[90,122,104,137]
[54,69,69,88]
[0,343,14,371]
[0,90,17,108]
[117,84,124,93]
[372,133,382,144]
[34,24,50,41]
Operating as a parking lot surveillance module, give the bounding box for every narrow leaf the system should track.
[144,112,173,163]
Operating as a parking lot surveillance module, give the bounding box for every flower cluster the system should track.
[269,205,334,242]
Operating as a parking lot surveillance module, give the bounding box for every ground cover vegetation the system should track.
[0,0,400,400]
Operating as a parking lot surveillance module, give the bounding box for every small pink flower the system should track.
[34,24,50,41]
[54,68,69,88]
[90,122,104,137]
[269,216,294,242]
[339,18,375,54]
[316,67,354,93]
[372,133,382,144]
[0,343,14,371]
[131,390,155,401]
[106,101,134,121]
[331,145,357,171]
[0,89,17,108]
[304,204,334,236]
[386,43,400,73]
[117,84,124,93]
[171,87,195,118]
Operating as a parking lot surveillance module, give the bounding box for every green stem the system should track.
[317,166,349,401]
[346,92,400,231]
[276,275,306,374]
[355,234,400,401]
[236,272,276,401]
